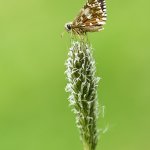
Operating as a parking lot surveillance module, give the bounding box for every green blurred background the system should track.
[0,0,150,150]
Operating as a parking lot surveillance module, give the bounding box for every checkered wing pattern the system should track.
[72,0,107,33]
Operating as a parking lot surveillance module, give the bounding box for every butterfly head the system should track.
[65,22,72,32]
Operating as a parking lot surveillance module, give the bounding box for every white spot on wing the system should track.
[80,16,83,21]
[98,28,103,31]
[103,14,107,17]
[84,8,90,16]
[86,13,92,19]
[92,4,96,7]
[98,21,105,25]
[102,17,107,21]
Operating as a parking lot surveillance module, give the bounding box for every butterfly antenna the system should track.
[61,30,65,38]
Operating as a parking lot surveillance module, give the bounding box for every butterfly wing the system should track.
[72,0,107,32]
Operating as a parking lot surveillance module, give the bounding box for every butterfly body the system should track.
[65,0,107,34]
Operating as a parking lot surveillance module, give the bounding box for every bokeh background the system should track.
[0,0,150,150]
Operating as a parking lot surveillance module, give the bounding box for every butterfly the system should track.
[65,0,107,34]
